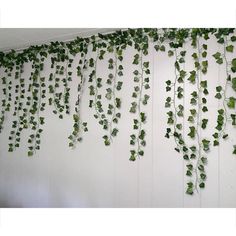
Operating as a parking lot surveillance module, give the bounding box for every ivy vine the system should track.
[0,28,235,195]
[212,29,236,154]
[68,40,89,148]
[0,67,12,134]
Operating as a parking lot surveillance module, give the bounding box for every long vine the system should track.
[27,53,46,156]
[130,47,150,160]
[88,40,124,146]
[8,63,24,151]
[68,41,89,147]
[188,36,209,193]
[213,29,236,154]
[0,66,13,134]
[49,47,72,119]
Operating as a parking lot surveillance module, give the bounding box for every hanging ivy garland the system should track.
[8,62,24,151]
[0,54,14,134]
[0,28,235,195]
[68,39,89,148]
[212,29,236,154]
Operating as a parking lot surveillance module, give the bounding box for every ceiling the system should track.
[0,28,123,52]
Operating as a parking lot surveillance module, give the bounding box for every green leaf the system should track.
[202,60,208,67]
[143,62,149,68]
[188,71,196,84]
[129,150,136,161]
[186,170,192,176]
[216,58,223,64]
[187,164,193,170]
[213,52,221,60]
[233,145,236,155]
[213,140,219,146]
[188,126,196,139]
[175,148,180,153]
[231,114,236,126]
[190,146,196,152]
[202,106,208,112]
[216,86,222,92]
[232,78,236,92]
[168,50,174,57]
[213,132,219,139]
[199,183,205,188]
[186,187,193,195]
[175,61,180,71]
[133,54,140,65]
[227,97,236,109]
[223,134,228,139]
[218,109,224,115]
[202,139,210,152]
[200,173,206,181]
[231,36,236,42]
[190,98,197,105]
[202,51,207,58]
[111,128,119,137]
[231,58,236,72]
[201,119,208,129]
[192,53,198,59]
[138,150,144,156]
[28,151,34,157]
[190,109,196,116]
[176,124,182,130]
[140,112,146,123]
[160,45,165,52]
[215,93,222,99]
[187,182,193,188]
[200,80,207,88]
[226,45,234,53]
[198,164,204,171]
[201,157,207,164]
[191,91,198,98]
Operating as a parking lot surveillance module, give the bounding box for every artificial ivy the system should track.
[68,40,89,148]
[8,63,24,151]
[0,61,13,134]
[0,28,235,196]
[212,29,236,155]
[129,51,150,161]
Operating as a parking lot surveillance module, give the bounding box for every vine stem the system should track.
[218,36,230,139]
[108,50,118,142]
[73,43,89,142]
[13,64,23,150]
[51,57,61,115]
[194,37,202,192]
[32,56,42,154]
[137,50,144,158]
[76,50,88,114]
[63,49,70,113]
[94,48,104,122]
[0,68,9,132]
[172,48,182,150]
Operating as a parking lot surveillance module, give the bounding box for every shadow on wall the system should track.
[0,200,22,208]
[0,181,92,208]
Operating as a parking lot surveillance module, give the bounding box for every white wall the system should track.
[0,36,235,208]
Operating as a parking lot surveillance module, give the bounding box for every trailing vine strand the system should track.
[0,28,235,195]
[27,53,46,156]
[192,37,209,192]
[212,31,236,154]
[68,41,89,147]
[0,67,13,133]
[8,63,24,151]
